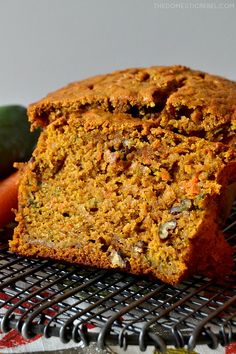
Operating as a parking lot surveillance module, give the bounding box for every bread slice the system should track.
[10,110,236,284]
[28,66,236,146]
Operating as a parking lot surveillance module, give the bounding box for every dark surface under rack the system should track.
[0,208,236,353]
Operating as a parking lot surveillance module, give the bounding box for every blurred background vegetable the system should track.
[0,105,40,231]
[0,105,40,178]
[0,171,19,229]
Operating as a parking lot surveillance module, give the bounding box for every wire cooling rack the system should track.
[0,208,235,353]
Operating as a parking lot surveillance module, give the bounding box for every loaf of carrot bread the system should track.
[10,66,236,284]
[10,109,236,284]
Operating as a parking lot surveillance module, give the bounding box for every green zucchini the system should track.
[0,105,41,178]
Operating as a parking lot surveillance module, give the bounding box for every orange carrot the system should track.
[160,169,170,182]
[0,171,19,229]
[189,175,200,195]
[184,174,200,195]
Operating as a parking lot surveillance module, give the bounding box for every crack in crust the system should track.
[28,65,236,146]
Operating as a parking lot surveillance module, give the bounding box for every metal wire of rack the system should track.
[0,206,235,352]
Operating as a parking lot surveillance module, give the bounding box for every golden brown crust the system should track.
[28,65,236,146]
[10,110,236,284]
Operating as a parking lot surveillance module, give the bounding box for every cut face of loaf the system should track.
[28,66,236,146]
[10,110,236,284]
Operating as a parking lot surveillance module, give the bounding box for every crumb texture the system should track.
[10,110,236,284]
